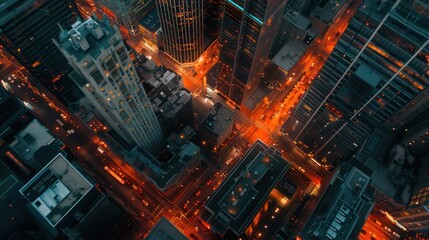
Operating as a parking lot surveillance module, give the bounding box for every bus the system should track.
[104,166,125,185]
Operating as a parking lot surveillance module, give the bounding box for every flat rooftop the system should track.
[272,41,305,72]
[139,8,161,33]
[204,140,290,236]
[9,119,61,162]
[20,154,93,227]
[311,0,349,23]
[284,9,310,30]
[355,64,381,88]
[145,217,188,240]
[202,103,233,136]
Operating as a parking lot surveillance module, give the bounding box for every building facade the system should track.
[283,0,429,164]
[156,0,204,66]
[55,16,165,154]
[215,0,287,107]
[0,0,79,91]
[94,0,154,37]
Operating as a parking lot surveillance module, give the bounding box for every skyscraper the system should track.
[94,0,154,37]
[156,0,204,66]
[0,0,79,89]
[215,0,287,107]
[300,160,374,240]
[54,16,165,154]
[283,0,429,164]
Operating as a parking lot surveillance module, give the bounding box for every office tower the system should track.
[300,160,375,239]
[283,0,429,164]
[54,16,165,154]
[203,140,290,237]
[94,0,154,37]
[391,149,429,232]
[0,0,79,89]
[216,0,287,107]
[204,0,223,39]
[156,0,204,66]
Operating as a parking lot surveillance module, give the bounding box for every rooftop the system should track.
[139,8,161,33]
[125,129,200,191]
[310,0,349,23]
[284,9,310,30]
[56,16,118,62]
[151,88,192,120]
[19,154,93,227]
[202,103,233,136]
[145,217,188,240]
[204,140,290,236]
[301,161,374,240]
[0,86,26,129]
[146,66,182,92]
[354,64,381,88]
[9,120,63,164]
[272,42,306,72]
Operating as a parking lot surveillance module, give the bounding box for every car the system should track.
[182,200,190,210]
[193,209,200,216]
[384,226,392,233]
[393,232,400,238]
[56,119,64,126]
[270,112,278,119]
[97,147,104,154]
[260,114,266,121]
[67,129,75,134]
[361,229,367,235]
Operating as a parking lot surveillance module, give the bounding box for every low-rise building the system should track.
[125,127,200,192]
[149,83,193,137]
[145,217,188,240]
[203,140,290,237]
[309,0,350,35]
[9,120,64,172]
[146,66,183,92]
[200,103,233,150]
[19,154,130,239]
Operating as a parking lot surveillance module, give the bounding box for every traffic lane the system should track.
[3,70,155,219]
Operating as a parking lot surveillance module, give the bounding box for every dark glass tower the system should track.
[94,0,155,37]
[0,0,79,89]
[156,0,204,66]
[215,0,286,107]
[283,0,429,164]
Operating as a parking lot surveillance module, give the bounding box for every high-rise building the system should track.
[391,150,429,232]
[283,0,429,164]
[300,160,375,240]
[94,0,154,37]
[203,0,223,40]
[215,0,287,107]
[0,0,79,90]
[54,16,165,154]
[156,0,204,66]
[203,140,290,237]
